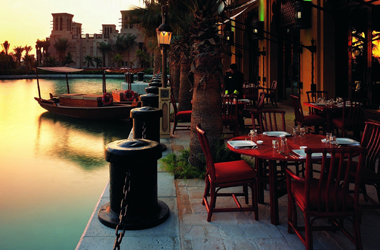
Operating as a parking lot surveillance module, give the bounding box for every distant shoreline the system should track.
[0,74,154,80]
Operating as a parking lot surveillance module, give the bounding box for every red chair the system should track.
[258,80,277,107]
[350,121,380,208]
[306,91,328,115]
[286,147,366,250]
[252,109,303,203]
[222,95,240,137]
[196,124,258,222]
[331,99,363,139]
[290,95,325,134]
[170,92,191,134]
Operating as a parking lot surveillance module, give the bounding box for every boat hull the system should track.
[35,97,138,120]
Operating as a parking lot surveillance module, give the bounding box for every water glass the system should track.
[292,126,299,137]
[272,140,279,149]
[299,127,306,137]
[325,133,332,143]
[248,129,257,142]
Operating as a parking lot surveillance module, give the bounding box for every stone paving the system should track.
[77,102,380,250]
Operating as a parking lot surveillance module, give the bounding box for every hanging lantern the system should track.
[295,0,311,29]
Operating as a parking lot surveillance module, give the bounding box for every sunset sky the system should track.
[0,0,144,55]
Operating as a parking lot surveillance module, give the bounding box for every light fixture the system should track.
[156,23,172,48]
[252,21,264,40]
[295,0,311,29]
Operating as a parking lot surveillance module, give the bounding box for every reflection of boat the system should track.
[36,112,132,169]
[34,67,141,120]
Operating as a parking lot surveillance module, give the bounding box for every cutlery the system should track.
[278,151,288,158]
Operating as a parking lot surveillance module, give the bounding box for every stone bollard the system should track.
[98,139,169,229]
[130,106,162,143]
[145,86,159,95]
[140,93,159,108]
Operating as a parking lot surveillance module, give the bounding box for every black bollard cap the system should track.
[105,138,162,163]
[130,106,162,119]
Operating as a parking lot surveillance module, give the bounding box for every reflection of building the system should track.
[223,0,380,108]
[40,11,147,68]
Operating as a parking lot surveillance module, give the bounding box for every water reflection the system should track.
[0,78,131,250]
[36,112,132,170]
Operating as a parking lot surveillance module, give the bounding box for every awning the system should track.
[37,67,84,73]
[222,0,257,23]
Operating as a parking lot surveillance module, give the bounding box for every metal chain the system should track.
[142,122,147,139]
[113,170,131,250]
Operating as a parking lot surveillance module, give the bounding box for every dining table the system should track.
[226,132,358,225]
[303,102,344,132]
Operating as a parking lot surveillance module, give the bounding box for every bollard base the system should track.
[98,200,169,230]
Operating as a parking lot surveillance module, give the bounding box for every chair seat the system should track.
[347,161,380,182]
[177,110,192,116]
[303,114,326,125]
[291,180,354,211]
[215,160,255,183]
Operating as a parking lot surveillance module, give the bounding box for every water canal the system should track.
[0,78,132,249]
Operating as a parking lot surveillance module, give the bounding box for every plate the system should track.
[336,138,360,145]
[263,131,291,137]
[227,140,257,149]
[292,149,330,159]
[238,99,250,103]
[310,102,327,106]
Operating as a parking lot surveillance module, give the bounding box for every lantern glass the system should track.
[156,27,172,46]
[297,11,302,19]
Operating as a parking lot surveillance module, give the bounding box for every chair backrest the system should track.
[222,95,238,123]
[269,80,277,93]
[306,91,328,103]
[342,99,362,128]
[303,147,366,212]
[361,121,380,172]
[255,109,286,132]
[196,124,216,181]
[290,95,304,124]
[257,91,266,110]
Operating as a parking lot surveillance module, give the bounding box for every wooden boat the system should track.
[34,67,140,120]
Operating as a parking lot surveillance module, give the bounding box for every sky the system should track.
[0,0,145,55]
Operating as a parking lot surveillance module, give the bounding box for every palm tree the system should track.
[84,55,94,68]
[94,56,102,68]
[136,49,150,68]
[114,34,127,54]
[53,38,69,65]
[124,34,137,67]
[13,46,24,67]
[62,52,74,66]
[129,1,164,74]
[24,45,32,56]
[112,54,124,67]
[98,42,112,67]
[23,54,35,74]
[185,0,225,168]
[44,56,57,66]
[2,41,10,55]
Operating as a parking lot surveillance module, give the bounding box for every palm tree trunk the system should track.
[179,56,192,111]
[189,73,223,168]
[170,62,180,102]
[153,50,161,74]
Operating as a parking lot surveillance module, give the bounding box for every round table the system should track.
[227,133,334,225]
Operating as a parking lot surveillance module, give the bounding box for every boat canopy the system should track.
[37,67,84,73]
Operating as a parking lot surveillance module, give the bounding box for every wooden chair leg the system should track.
[202,178,210,205]
[305,215,313,250]
[207,185,216,222]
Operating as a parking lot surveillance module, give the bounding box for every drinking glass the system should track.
[272,140,279,149]
[325,133,332,143]
[292,126,299,137]
[248,129,257,142]
[299,127,306,137]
